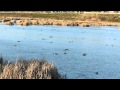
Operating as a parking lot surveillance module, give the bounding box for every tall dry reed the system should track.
[0,57,64,79]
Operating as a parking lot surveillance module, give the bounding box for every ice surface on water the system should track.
[0,24,120,79]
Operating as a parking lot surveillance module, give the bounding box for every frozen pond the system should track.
[0,23,120,79]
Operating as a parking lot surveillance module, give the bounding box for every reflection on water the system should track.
[0,24,120,79]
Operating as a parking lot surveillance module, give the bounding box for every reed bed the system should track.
[1,11,120,26]
[0,57,64,79]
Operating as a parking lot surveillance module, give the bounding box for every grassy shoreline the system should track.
[1,12,120,26]
[0,12,120,22]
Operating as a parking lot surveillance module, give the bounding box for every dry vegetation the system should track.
[0,57,65,79]
[1,11,120,26]
[0,12,120,22]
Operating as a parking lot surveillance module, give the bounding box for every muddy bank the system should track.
[1,17,120,27]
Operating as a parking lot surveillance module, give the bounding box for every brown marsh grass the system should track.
[0,57,65,79]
